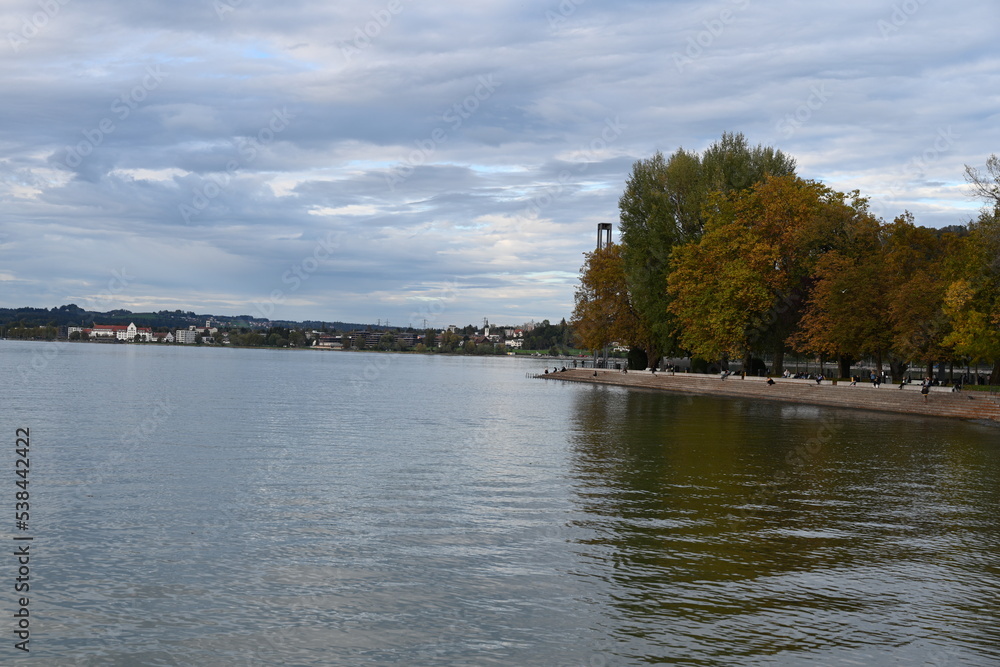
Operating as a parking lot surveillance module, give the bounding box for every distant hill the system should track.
[0,304,396,332]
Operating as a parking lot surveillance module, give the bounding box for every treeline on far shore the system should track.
[2,319,579,356]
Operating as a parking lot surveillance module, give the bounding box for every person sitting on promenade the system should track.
[815,374,824,385]
[766,377,775,386]
[850,375,858,386]
[544,369,548,374]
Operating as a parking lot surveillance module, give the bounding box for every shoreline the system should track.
[539,368,1000,425]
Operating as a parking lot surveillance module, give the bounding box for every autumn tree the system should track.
[618,133,795,365]
[881,214,960,380]
[571,243,647,361]
[791,209,891,377]
[667,175,868,373]
[945,175,1000,383]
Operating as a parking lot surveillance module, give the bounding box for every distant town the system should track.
[0,305,580,355]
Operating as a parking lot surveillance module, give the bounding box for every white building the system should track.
[91,322,153,341]
[175,329,198,344]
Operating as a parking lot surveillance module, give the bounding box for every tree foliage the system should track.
[571,244,645,352]
[617,133,796,364]
[667,175,868,372]
[578,138,1000,382]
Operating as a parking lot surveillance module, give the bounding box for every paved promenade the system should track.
[538,368,1000,424]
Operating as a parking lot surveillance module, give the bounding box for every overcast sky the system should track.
[1,0,997,327]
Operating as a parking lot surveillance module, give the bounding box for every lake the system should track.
[3,340,999,665]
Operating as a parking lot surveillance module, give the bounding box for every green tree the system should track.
[618,133,796,365]
[944,208,1000,383]
[423,328,437,350]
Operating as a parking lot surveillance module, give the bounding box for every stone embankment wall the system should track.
[538,369,1000,424]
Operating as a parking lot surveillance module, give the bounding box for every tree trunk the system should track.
[838,355,852,379]
[926,359,934,381]
[773,347,785,376]
[990,360,1000,386]
[874,349,883,375]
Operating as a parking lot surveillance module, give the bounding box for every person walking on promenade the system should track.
[870,371,877,387]
[921,377,931,402]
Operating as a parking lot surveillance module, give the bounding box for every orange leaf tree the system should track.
[667,175,869,373]
[571,243,648,358]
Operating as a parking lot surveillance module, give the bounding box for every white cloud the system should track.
[1,0,997,324]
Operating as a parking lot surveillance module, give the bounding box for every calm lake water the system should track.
[3,340,999,666]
